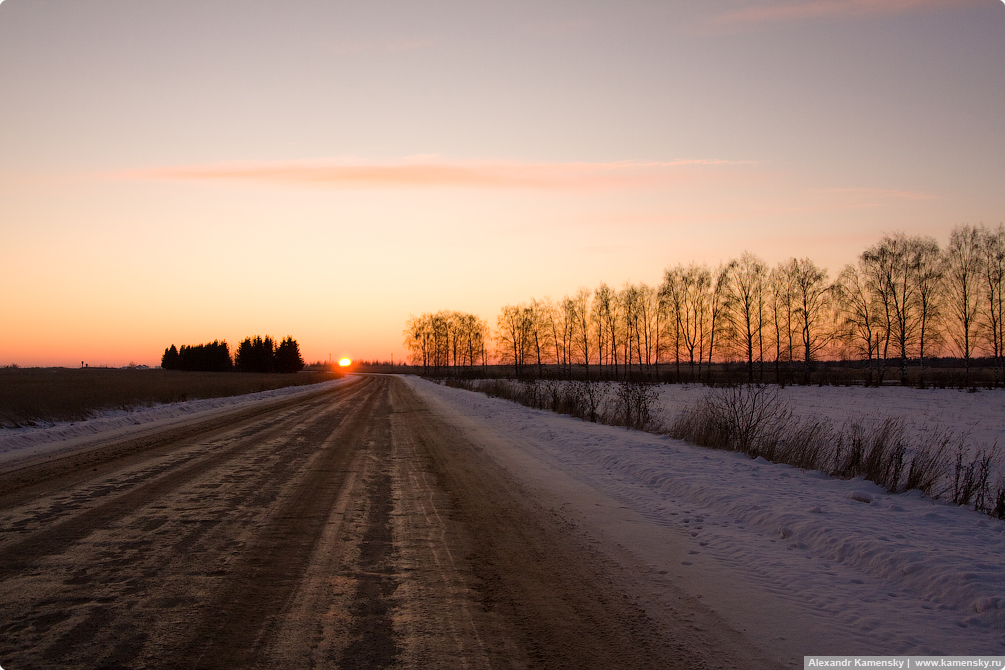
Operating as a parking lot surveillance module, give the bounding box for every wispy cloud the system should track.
[520,16,600,38]
[324,37,438,56]
[812,186,938,201]
[115,158,759,191]
[709,0,982,27]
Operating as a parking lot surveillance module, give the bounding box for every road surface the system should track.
[0,375,779,669]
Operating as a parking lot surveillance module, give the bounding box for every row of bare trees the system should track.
[486,255,836,384]
[403,311,490,375]
[836,226,1005,385]
[406,225,1005,384]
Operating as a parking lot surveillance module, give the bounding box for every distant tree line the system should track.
[161,341,233,372]
[161,335,304,374]
[403,311,489,375]
[235,336,305,373]
[407,224,1005,386]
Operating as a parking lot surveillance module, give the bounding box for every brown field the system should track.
[0,367,343,428]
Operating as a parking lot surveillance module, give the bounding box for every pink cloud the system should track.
[812,186,938,200]
[324,37,439,56]
[710,0,983,26]
[115,158,758,191]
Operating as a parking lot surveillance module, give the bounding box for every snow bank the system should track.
[409,377,1005,654]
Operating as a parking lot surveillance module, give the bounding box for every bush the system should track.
[668,385,792,457]
[604,381,661,431]
[951,444,996,509]
[668,385,961,499]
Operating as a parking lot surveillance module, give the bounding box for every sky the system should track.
[1,0,1003,367]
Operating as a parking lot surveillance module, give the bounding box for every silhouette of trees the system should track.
[861,234,943,384]
[404,311,489,375]
[677,264,712,382]
[790,258,833,384]
[726,252,767,383]
[945,225,982,385]
[979,224,1005,385]
[594,283,618,377]
[835,261,882,385]
[408,227,1005,386]
[236,336,276,373]
[161,341,232,371]
[707,262,736,377]
[275,336,306,373]
[161,336,303,373]
[526,299,555,378]
[496,304,533,377]
[768,260,798,385]
[161,345,180,370]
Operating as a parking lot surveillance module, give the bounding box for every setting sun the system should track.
[338,358,351,367]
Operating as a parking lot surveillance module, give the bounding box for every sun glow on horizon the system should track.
[0,1,1001,368]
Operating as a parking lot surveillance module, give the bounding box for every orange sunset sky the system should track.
[1,0,1003,367]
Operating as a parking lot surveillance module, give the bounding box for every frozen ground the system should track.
[0,376,356,466]
[405,377,1005,658]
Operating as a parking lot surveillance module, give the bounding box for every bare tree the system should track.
[980,224,1005,385]
[660,267,685,383]
[527,298,555,377]
[592,284,611,378]
[859,245,894,383]
[557,296,577,377]
[619,282,662,380]
[727,252,766,383]
[620,283,639,377]
[790,258,832,384]
[944,225,982,385]
[458,311,488,369]
[706,262,736,380]
[913,237,943,385]
[862,234,934,384]
[404,314,432,374]
[674,264,711,382]
[595,282,623,379]
[496,304,533,377]
[571,287,593,378]
[405,311,488,375]
[768,261,797,385]
[835,262,881,385]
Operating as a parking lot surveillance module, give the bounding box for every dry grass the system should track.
[0,367,343,428]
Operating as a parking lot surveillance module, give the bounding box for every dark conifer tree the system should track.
[175,340,232,371]
[161,344,180,370]
[235,336,276,372]
[275,336,305,373]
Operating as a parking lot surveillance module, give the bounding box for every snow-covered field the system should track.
[0,376,356,466]
[655,383,1005,452]
[406,377,1005,659]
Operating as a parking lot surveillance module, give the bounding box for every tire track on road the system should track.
[0,377,376,668]
[177,376,389,670]
[0,380,372,581]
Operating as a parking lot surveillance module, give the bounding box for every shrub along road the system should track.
[0,375,777,669]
